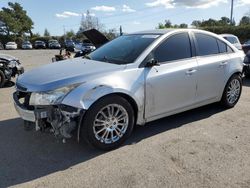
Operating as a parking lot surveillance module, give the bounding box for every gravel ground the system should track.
[0,50,250,188]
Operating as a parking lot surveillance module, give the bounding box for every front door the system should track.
[144,32,198,119]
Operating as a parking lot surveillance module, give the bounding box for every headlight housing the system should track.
[29,83,81,105]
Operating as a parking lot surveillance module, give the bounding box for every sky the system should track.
[0,0,249,36]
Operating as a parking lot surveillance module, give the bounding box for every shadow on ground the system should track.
[0,103,225,187]
[1,81,15,88]
[243,77,250,87]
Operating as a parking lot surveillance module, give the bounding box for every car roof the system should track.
[130,29,176,35]
[130,29,221,35]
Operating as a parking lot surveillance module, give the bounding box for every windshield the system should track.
[89,34,160,64]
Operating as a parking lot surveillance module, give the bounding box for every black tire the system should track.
[221,74,242,108]
[80,95,135,150]
[0,70,6,88]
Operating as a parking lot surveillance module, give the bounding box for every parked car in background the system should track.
[243,51,250,78]
[13,29,244,150]
[75,42,83,51]
[74,43,96,57]
[34,41,46,49]
[22,41,32,49]
[5,42,17,50]
[220,34,242,51]
[74,42,96,58]
[81,43,96,52]
[0,53,24,87]
[48,40,61,49]
[0,42,4,50]
[65,40,75,52]
[242,40,250,54]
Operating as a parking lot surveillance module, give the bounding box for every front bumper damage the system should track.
[13,91,85,139]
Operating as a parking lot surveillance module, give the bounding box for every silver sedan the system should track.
[13,29,244,150]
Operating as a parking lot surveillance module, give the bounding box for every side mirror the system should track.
[145,59,160,67]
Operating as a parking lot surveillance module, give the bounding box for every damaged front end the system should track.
[13,84,85,140]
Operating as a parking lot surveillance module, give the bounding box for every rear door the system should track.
[193,32,229,103]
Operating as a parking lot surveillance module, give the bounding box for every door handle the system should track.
[186,69,197,75]
[219,62,228,67]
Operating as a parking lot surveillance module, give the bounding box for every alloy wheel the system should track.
[226,79,241,104]
[93,104,129,144]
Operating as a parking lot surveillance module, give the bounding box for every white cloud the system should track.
[83,13,96,17]
[132,21,141,25]
[146,0,174,8]
[237,0,250,6]
[56,11,80,18]
[146,0,227,9]
[91,5,116,12]
[122,5,136,12]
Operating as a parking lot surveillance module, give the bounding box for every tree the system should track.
[179,23,188,28]
[103,29,118,40]
[44,28,50,37]
[239,16,250,26]
[157,23,165,29]
[0,2,34,37]
[200,19,217,27]
[219,17,231,26]
[164,20,172,28]
[66,30,75,39]
[79,10,103,32]
[191,20,201,28]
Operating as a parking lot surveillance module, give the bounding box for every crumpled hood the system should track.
[0,53,18,61]
[17,58,126,92]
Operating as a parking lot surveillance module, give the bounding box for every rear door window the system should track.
[217,40,227,53]
[217,39,234,54]
[195,33,219,56]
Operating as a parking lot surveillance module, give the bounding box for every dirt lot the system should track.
[0,50,250,188]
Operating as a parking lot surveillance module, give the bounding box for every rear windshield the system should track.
[36,41,44,44]
[89,34,160,65]
[224,36,239,44]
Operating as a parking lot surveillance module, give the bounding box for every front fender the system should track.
[61,68,146,125]
[62,83,143,111]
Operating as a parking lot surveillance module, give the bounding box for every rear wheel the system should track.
[0,70,6,88]
[80,95,135,150]
[221,74,242,108]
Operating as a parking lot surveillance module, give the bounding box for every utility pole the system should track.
[63,25,66,40]
[230,0,234,25]
[119,25,123,36]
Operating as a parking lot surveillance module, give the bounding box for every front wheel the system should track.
[221,74,242,108]
[80,95,135,150]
